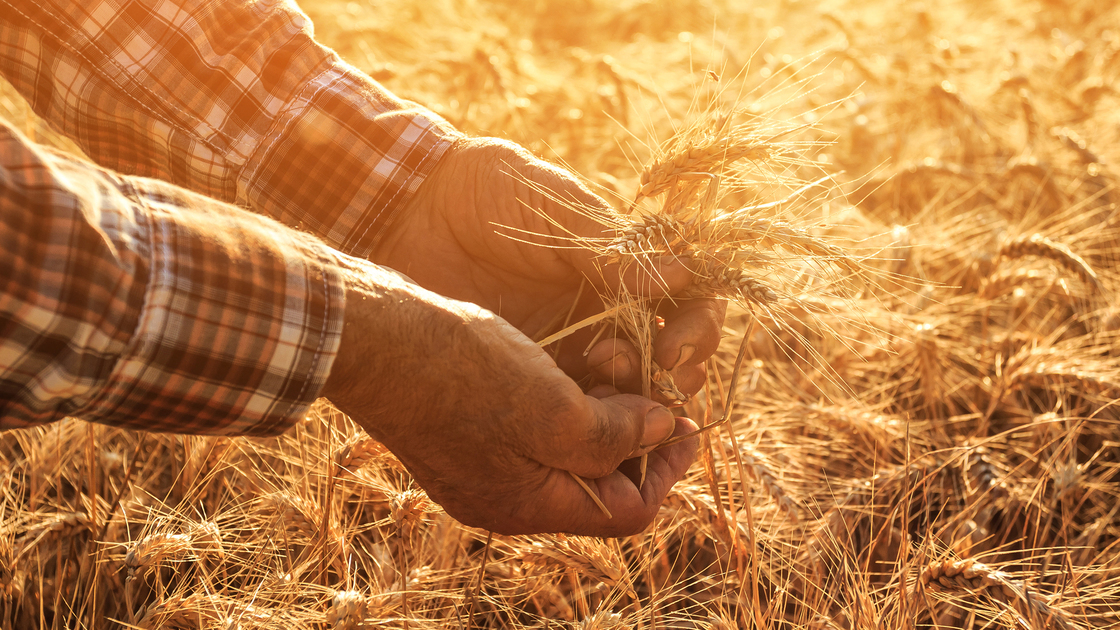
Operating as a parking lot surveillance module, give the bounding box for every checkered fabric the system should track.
[0,0,459,257]
[0,0,463,434]
[0,119,346,435]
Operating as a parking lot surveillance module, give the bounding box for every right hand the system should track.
[319,257,699,536]
[372,137,726,403]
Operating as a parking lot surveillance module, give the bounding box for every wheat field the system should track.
[3,0,1120,628]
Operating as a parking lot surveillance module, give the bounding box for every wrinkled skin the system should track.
[321,137,725,536]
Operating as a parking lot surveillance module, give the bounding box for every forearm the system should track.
[0,119,344,435]
[0,0,460,256]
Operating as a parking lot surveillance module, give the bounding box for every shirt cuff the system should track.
[239,60,460,259]
[81,173,346,436]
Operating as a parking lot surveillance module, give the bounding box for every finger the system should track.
[616,255,694,297]
[536,179,694,299]
[586,339,706,403]
[531,393,677,480]
[653,298,726,370]
[586,337,642,391]
[669,363,707,399]
[420,414,698,536]
[541,416,699,537]
[650,363,707,405]
[506,148,696,300]
[577,255,694,299]
[586,384,621,398]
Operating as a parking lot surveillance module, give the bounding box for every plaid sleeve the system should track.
[0,0,459,258]
[0,119,344,436]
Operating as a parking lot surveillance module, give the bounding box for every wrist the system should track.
[318,254,490,433]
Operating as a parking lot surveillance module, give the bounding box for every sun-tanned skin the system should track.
[320,137,726,536]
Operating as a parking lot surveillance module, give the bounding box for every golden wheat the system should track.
[327,590,369,630]
[637,141,771,199]
[999,234,1102,293]
[125,533,194,577]
[917,558,1082,630]
[335,435,387,474]
[11,511,90,565]
[3,0,1120,628]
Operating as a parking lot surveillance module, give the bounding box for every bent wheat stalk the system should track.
[999,233,1101,292]
[916,558,1082,630]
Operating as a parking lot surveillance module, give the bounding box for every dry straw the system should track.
[125,532,194,576]
[734,446,800,522]
[326,590,369,630]
[998,233,1101,293]
[4,1,1120,629]
[136,592,274,629]
[335,435,386,474]
[12,511,90,565]
[917,558,1082,630]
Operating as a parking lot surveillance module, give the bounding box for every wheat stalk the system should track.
[1010,365,1120,399]
[734,446,801,523]
[519,536,630,595]
[327,590,369,630]
[679,266,780,303]
[636,139,773,202]
[917,558,1082,630]
[999,234,1101,292]
[258,492,321,538]
[125,532,194,577]
[335,435,386,474]
[12,511,90,565]
[605,213,688,258]
[390,488,429,542]
[137,592,274,629]
[188,520,224,561]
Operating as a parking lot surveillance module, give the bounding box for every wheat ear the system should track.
[999,234,1101,292]
[327,590,368,630]
[917,558,1082,630]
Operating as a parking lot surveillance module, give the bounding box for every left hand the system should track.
[371,136,726,399]
[320,257,700,535]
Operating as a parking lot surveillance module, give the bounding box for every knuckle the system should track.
[545,384,591,424]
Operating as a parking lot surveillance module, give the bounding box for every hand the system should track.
[319,259,699,536]
[372,137,726,400]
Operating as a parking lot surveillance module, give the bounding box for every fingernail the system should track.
[674,344,696,369]
[640,406,675,449]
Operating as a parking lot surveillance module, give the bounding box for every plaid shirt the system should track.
[0,0,460,434]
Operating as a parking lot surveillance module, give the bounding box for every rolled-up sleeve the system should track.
[0,0,460,257]
[0,119,344,435]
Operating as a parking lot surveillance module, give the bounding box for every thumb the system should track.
[552,197,694,297]
[517,152,694,299]
[530,393,678,479]
[593,255,695,299]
